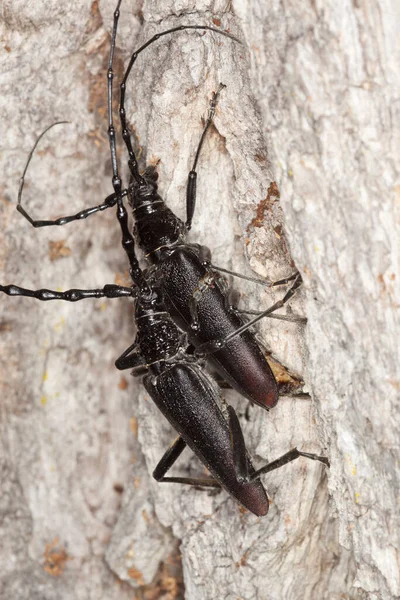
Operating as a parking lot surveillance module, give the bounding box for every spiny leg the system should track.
[0,284,133,302]
[234,308,307,324]
[211,264,299,289]
[195,273,303,358]
[117,24,240,185]
[225,273,306,322]
[153,435,220,488]
[17,122,124,228]
[226,405,329,483]
[188,245,303,326]
[186,83,225,229]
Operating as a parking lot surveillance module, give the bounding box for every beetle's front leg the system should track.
[115,340,147,373]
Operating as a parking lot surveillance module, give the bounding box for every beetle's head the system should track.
[129,165,160,209]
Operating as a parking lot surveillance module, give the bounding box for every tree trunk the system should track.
[0,1,398,599]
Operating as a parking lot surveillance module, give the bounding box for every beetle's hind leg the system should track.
[226,405,329,482]
[210,264,299,289]
[234,307,307,324]
[213,266,306,323]
[251,448,330,481]
[153,435,220,488]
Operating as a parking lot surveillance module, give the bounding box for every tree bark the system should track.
[0,1,398,599]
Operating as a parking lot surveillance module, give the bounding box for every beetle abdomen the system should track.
[144,363,269,516]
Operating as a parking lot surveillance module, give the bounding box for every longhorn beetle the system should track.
[11,2,302,410]
[0,1,329,514]
[110,2,305,412]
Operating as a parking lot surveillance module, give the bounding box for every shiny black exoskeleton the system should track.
[113,13,303,412]
[104,7,326,516]
[128,167,294,410]
[113,270,271,517]
[0,1,328,516]
[111,197,326,517]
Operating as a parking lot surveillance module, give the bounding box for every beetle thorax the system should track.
[135,289,183,363]
[129,191,185,258]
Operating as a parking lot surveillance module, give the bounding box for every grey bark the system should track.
[0,1,398,599]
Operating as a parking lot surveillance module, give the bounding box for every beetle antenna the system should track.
[119,23,241,185]
[17,121,70,208]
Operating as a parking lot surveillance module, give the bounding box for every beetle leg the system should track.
[210,264,299,289]
[206,267,303,321]
[209,373,233,389]
[250,448,330,481]
[234,308,307,324]
[115,341,146,372]
[195,273,303,358]
[153,435,220,488]
[159,477,220,488]
[207,268,304,322]
[152,435,186,481]
[225,269,305,323]
[188,244,303,322]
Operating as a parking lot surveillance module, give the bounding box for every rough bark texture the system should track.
[0,1,398,599]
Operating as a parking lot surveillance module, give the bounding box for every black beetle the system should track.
[111,1,302,413]
[0,1,329,517]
